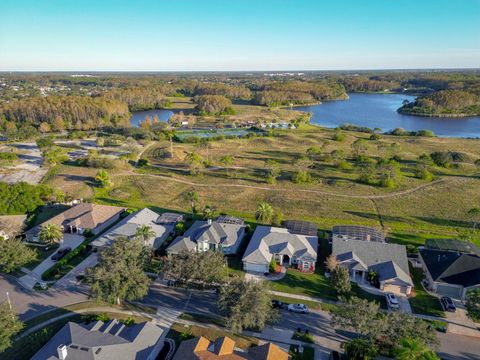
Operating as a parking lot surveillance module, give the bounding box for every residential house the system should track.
[332,237,413,295]
[91,208,178,250]
[418,241,480,299]
[242,225,318,273]
[31,319,163,360]
[167,217,247,255]
[172,336,289,360]
[332,225,385,243]
[25,203,126,242]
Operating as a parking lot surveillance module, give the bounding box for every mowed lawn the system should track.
[409,265,445,317]
[269,268,387,308]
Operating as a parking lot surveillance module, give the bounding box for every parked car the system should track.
[272,300,284,309]
[51,247,71,261]
[440,296,456,312]
[287,303,309,313]
[385,292,399,309]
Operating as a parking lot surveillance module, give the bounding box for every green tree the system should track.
[342,339,378,360]
[331,267,351,296]
[264,159,281,184]
[184,190,199,214]
[255,202,274,224]
[0,301,23,352]
[269,257,277,272]
[135,225,156,246]
[202,204,217,220]
[184,151,203,176]
[95,169,113,188]
[324,255,338,273]
[220,155,234,176]
[163,250,226,287]
[394,338,440,360]
[38,223,63,245]
[465,288,480,321]
[467,208,480,231]
[0,236,37,273]
[351,138,368,159]
[43,146,68,166]
[218,278,278,333]
[88,236,150,304]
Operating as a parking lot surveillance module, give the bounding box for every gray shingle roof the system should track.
[91,208,174,249]
[419,248,480,287]
[32,320,163,360]
[167,220,246,255]
[242,226,318,265]
[332,238,412,285]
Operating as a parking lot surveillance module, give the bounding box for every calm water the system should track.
[294,93,480,138]
[129,109,173,127]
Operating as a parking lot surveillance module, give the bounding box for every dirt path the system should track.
[117,170,457,200]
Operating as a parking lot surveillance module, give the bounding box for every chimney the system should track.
[57,344,68,360]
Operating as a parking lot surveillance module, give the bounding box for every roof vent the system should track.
[57,344,68,360]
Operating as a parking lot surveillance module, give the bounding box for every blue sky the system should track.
[1,0,479,71]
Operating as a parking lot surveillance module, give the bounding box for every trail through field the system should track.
[118,170,463,200]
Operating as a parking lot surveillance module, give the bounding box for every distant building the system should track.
[332,225,385,243]
[25,203,125,242]
[167,218,247,255]
[242,225,318,273]
[31,319,163,360]
[172,336,288,360]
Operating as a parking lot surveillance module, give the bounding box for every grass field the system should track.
[45,125,480,249]
[409,266,445,317]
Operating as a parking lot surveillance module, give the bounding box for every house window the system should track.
[302,261,310,269]
[209,243,216,251]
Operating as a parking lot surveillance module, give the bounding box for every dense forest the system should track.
[0,70,479,138]
[398,90,480,116]
[0,96,130,135]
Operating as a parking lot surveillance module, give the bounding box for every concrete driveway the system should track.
[31,234,84,277]
[397,295,412,313]
[445,302,480,338]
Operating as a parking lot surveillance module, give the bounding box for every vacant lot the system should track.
[47,125,480,247]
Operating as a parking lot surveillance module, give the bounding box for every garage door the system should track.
[383,284,403,294]
[245,263,268,273]
[436,284,462,299]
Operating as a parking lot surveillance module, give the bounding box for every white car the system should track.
[385,293,399,309]
[287,303,309,313]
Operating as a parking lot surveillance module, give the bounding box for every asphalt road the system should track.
[2,276,479,359]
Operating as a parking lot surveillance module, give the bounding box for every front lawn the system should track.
[269,269,387,307]
[408,265,445,318]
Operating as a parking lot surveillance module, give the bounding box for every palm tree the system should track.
[95,169,112,188]
[202,205,217,220]
[220,155,234,176]
[184,190,199,214]
[39,223,63,245]
[255,202,274,224]
[467,208,480,231]
[184,151,203,175]
[163,129,176,158]
[135,225,156,246]
[394,338,439,360]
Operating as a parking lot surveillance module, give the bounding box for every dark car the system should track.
[440,296,456,312]
[52,247,71,261]
[330,351,341,360]
[272,300,284,309]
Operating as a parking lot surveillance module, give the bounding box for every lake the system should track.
[129,109,173,127]
[294,93,480,138]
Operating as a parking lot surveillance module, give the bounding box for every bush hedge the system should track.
[41,242,88,281]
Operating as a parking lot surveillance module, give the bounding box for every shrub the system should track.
[332,129,345,142]
[292,170,312,184]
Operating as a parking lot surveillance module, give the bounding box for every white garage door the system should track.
[437,284,462,299]
[245,263,268,273]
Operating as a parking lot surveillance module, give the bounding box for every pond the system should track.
[129,109,173,127]
[294,93,480,138]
